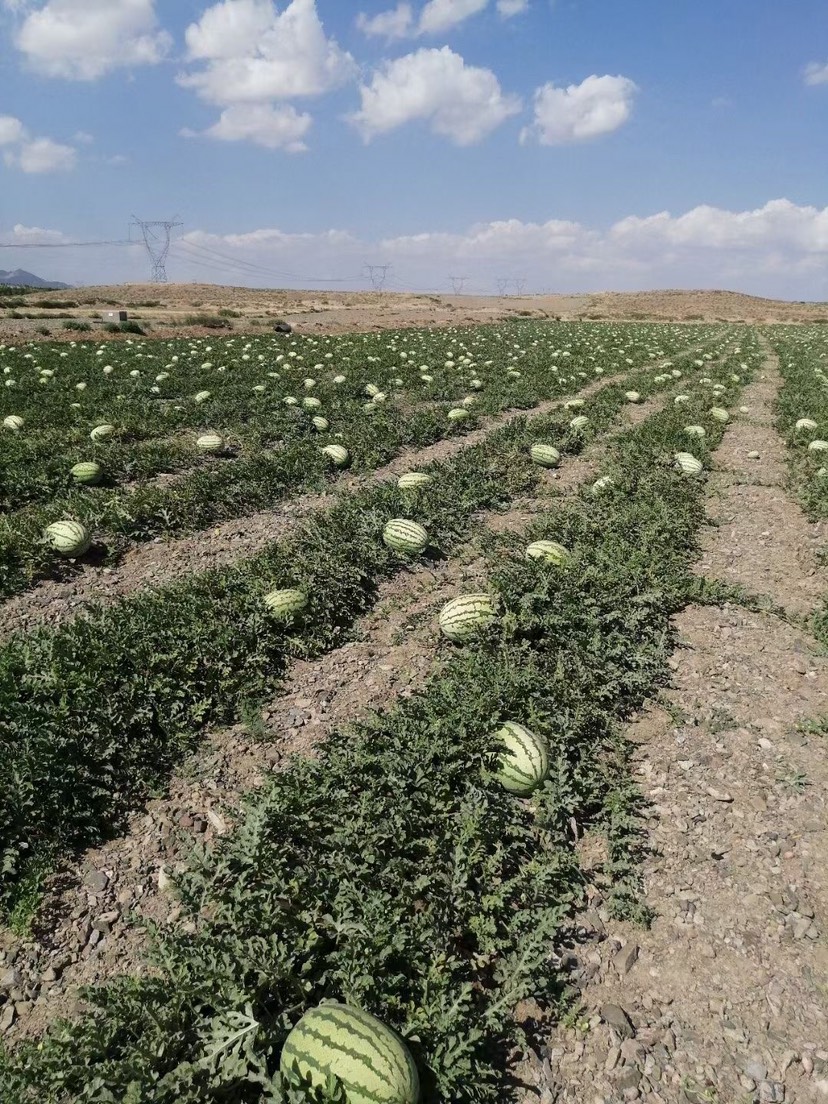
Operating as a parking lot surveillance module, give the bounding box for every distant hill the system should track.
[0,269,72,290]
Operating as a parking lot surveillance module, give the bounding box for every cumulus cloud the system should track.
[804,61,828,86]
[521,73,638,145]
[180,0,356,104]
[184,103,312,151]
[350,46,521,144]
[6,223,71,244]
[417,0,487,34]
[0,115,78,171]
[11,0,171,80]
[356,2,414,39]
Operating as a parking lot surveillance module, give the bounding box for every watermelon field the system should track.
[0,320,826,1103]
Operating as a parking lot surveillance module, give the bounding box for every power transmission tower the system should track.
[130,216,183,283]
[449,275,469,294]
[514,277,528,295]
[496,278,510,296]
[364,263,391,291]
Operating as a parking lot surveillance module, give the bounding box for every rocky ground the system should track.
[524,347,828,1104]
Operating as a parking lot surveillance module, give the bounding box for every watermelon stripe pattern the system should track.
[494,722,550,795]
[438,594,495,642]
[383,519,428,556]
[529,444,560,469]
[280,1003,420,1104]
[70,462,103,486]
[263,588,308,619]
[44,521,92,557]
[398,472,432,491]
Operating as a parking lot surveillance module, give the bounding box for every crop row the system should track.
[0,336,752,917]
[0,328,720,602]
[0,321,712,508]
[0,343,762,1102]
[768,325,828,518]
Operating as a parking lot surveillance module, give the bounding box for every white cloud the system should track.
[350,46,521,145]
[356,2,413,39]
[417,0,487,34]
[6,223,70,244]
[180,0,356,104]
[804,61,828,86]
[72,130,94,144]
[186,103,312,151]
[521,73,638,145]
[5,136,77,172]
[12,0,171,80]
[496,0,528,15]
[0,115,25,145]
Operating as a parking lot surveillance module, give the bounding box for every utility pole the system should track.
[514,277,528,295]
[130,216,182,283]
[496,278,510,296]
[449,275,469,294]
[364,263,391,291]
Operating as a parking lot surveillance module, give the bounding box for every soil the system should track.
[522,345,828,1104]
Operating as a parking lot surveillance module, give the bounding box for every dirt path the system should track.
[0,387,669,1045]
[531,346,828,1103]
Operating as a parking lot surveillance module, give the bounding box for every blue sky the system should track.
[1,0,827,297]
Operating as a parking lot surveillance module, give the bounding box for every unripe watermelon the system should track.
[3,414,23,431]
[674,452,703,476]
[624,391,641,403]
[494,722,550,795]
[796,418,818,432]
[525,540,568,565]
[70,461,103,486]
[709,407,729,423]
[44,520,92,557]
[264,588,308,619]
[90,423,115,442]
[447,407,469,422]
[398,472,432,491]
[196,433,224,454]
[439,594,495,642]
[323,444,350,467]
[383,519,428,556]
[530,444,560,469]
[312,416,330,432]
[280,1003,419,1104]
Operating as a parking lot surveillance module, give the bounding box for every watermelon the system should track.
[525,540,568,565]
[398,472,432,491]
[674,452,703,476]
[372,392,387,405]
[280,1002,419,1104]
[193,391,211,404]
[808,439,828,452]
[673,394,690,405]
[90,423,115,442]
[563,398,585,410]
[322,444,350,467]
[44,521,92,557]
[683,425,706,438]
[624,391,641,403]
[592,475,614,494]
[263,588,308,619]
[365,383,381,397]
[494,722,550,795]
[530,444,560,469]
[303,397,322,410]
[196,433,224,454]
[447,407,469,422]
[569,415,588,431]
[284,396,299,406]
[796,418,818,432]
[709,407,729,423]
[303,378,316,390]
[70,461,103,486]
[363,402,378,414]
[333,374,347,384]
[439,594,495,642]
[3,414,23,431]
[383,519,428,555]
[312,416,330,432]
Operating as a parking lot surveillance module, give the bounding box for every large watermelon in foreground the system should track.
[44,521,92,557]
[494,721,550,795]
[530,444,560,469]
[383,519,428,555]
[439,594,495,642]
[280,1002,420,1104]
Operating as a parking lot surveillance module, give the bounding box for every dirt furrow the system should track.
[0,387,666,1045]
[530,349,828,1104]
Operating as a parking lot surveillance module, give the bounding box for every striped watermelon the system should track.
[196,433,224,454]
[530,444,560,469]
[447,407,469,422]
[674,452,703,476]
[333,374,347,384]
[494,722,550,795]
[796,418,818,432]
[280,1002,419,1104]
[303,397,322,410]
[3,415,23,431]
[193,391,211,404]
[439,594,495,642]
[808,439,828,452]
[304,378,317,390]
[383,519,428,555]
[322,444,350,467]
[592,475,614,494]
[365,383,381,397]
[44,521,92,557]
[569,415,588,431]
[284,396,299,406]
[371,392,387,405]
[624,391,641,403]
[673,394,690,405]
[264,588,308,619]
[312,416,330,432]
[90,423,115,442]
[398,472,432,491]
[563,398,585,410]
[70,461,103,486]
[709,407,729,423]
[683,425,706,438]
[525,540,568,565]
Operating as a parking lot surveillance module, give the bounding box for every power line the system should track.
[364,263,391,291]
[449,275,470,294]
[130,217,183,283]
[174,236,353,284]
[0,239,131,248]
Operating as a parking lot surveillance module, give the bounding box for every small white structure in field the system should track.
[104,310,128,322]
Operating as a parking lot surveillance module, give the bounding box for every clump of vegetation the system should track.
[183,313,233,329]
[62,320,91,332]
[218,307,242,318]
